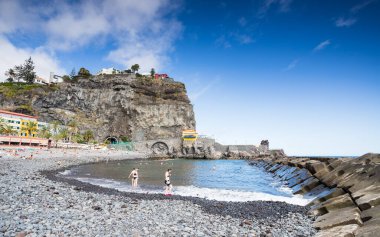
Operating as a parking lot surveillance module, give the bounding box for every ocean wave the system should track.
[73,177,310,206]
[59,170,72,175]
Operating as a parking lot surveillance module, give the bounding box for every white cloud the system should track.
[238,17,247,27]
[215,32,255,48]
[0,1,40,34]
[189,76,221,101]
[284,59,299,71]
[0,37,65,82]
[215,35,232,48]
[0,0,182,74]
[45,2,109,50]
[351,0,375,13]
[235,34,254,44]
[258,0,293,17]
[313,40,331,52]
[278,0,293,12]
[333,0,375,28]
[335,17,357,27]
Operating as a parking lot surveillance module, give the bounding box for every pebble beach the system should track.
[0,148,317,236]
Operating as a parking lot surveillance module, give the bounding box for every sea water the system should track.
[61,159,310,205]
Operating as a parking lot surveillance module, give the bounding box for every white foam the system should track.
[74,177,311,206]
[59,170,72,175]
[174,185,310,205]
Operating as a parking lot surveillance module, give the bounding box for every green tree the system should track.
[0,118,6,133]
[120,135,130,142]
[82,130,94,143]
[77,67,91,77]
[150,68,155,78]
[131,64,140,73]
[70,68,76,79]
[2,125,17,136]
[51,120,62,135]
[15,57,36,84]
[72,133,84,143]
[52,133,61,145]
[58,128,69,141]
[5,68,16,82]
[0,118,17,136]
[67,120,79,142]
[38,125,52,139]
[21,121,38,137]
[62,75,71,83]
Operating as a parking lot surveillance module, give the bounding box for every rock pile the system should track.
[251,153,380,237]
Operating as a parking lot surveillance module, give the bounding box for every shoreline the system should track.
[43,160,310,220]
[1,148,317,236]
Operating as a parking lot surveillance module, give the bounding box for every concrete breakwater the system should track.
[250,153,380,237]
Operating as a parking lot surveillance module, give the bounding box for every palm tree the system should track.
[38,125,52,139]
[68,120,79,142]
[2,125,17,136]
[0,118,6,134]
[58,128,69,142]
[51,120,61,135]
[22,121,38,137]
[72,133,84,144]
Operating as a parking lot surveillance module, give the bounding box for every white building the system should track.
[34,76,50,84]
[49,72,63,83]
[96,68,121,75]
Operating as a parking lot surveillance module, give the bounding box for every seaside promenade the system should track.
[0,148,316,237]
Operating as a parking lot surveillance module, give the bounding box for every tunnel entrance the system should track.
[151,142,169,155]
[105,136,118,144]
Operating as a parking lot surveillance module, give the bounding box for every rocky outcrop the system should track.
[214,140,286,159]
[0,75,195,142]
[251,153,380,237]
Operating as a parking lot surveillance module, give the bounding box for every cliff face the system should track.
[0,75,196,142]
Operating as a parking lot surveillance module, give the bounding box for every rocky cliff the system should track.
[0,75,196,142]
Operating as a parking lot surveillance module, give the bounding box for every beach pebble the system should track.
[0,149,317,236]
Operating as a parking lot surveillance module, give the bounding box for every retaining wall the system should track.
[250,153,380,237]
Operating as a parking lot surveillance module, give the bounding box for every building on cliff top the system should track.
[34,76,50,85]
[96,68,121,75]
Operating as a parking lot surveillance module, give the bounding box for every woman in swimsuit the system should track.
[128,168,139,187]
[164,168,173,195]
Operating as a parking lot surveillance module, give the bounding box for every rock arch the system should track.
[151,142,169,155]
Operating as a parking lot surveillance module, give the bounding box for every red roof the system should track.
[0,110,37,119]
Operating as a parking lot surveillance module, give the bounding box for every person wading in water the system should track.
[128,168,139,187]
[164,168,173,196]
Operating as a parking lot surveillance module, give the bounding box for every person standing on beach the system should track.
[128,168,139,187]
[164,169,173,195]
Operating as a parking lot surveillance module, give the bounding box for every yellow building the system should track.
[0,110,38,137]
[182,129,198,141]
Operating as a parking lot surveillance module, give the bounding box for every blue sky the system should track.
[0,0,379,155]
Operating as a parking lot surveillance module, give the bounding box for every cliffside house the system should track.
[154,73,169,79]
[49,72,63,83]
[14,76,49,84]
[96,68,121,75]
[34,76,49,85]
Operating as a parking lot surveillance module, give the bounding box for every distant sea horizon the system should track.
[288,155,358,159]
